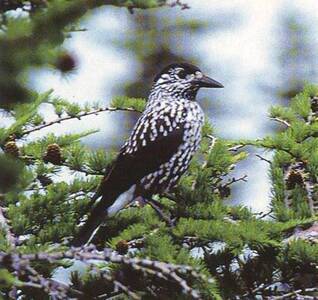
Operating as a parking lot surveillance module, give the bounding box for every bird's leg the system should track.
[143,197,175,227]
[134,196,147,207]
[147,197,165,210]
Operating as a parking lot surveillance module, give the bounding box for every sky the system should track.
[26,0,318,212]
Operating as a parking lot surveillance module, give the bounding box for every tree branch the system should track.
[0,246,209,299]
[20,106,142,137]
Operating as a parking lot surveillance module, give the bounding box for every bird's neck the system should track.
[148,86,198,103]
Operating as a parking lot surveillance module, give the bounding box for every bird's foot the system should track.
[144,198,175,227]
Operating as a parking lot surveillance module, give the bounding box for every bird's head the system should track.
[151,62,223,100]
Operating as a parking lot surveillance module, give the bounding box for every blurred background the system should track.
[27,0,318,212]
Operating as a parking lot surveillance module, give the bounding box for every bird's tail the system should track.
[71,185,136,247]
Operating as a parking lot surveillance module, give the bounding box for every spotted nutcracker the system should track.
[72,63,223,246]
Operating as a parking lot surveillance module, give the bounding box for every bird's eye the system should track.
[177,70,187,79]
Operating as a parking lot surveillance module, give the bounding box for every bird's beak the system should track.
[199,75,224,88]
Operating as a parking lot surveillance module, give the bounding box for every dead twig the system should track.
[270,117,291,127]
[222,175,248,188]
[255,154,272,164]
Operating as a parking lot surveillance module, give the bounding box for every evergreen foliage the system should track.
[1,1,318,299]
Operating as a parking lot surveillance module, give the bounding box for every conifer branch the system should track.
[0,0,189,14]
[91,265,141,300]
[63,162,105,176]
[0,246,208,299]
[20,154,105,176]
[192,135,217,190]
[20,106,141,137]
[237,140,296,158]
[24,265,84,298]
[144,198,175,227]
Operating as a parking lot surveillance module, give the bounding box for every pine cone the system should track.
[4,141,20,157]
[218,185,231,198]
[37,174,53,187]
[43,143,62,164]
[55,53,76,73]
[116,240,129,255]
[5,134,16,143]
[311,96,318,113]
[285,170,305,190]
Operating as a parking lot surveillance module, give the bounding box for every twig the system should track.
[254,208,274,220]
[93,267,140,300]
[165,0,190,10]
[255,154,272,164]
[267,287,318,299]
[20,106,142,137]
[270,117,291,127]
[25,265,84,298]
[235,140,297,159]
[222,175,248,188]
[243,280,279,298]
[63,162,105,176]
[20,155,105,176]
[0,246,208,299]
[128,0,190,12]
[228,144,245,152]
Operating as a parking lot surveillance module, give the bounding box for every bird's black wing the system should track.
[97,110,185,205]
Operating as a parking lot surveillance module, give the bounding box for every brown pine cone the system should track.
[37,174,53,187]
[116,240,129,255]
[311,96,318,113]
[285,170,305,190]
[5,134,16,143]
[55,53,76,73]
[43,143,62,164]
[4,141,20,157]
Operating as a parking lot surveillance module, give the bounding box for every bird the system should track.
[72,62,223,246]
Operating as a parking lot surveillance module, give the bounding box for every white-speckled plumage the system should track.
[121,75,204,195]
